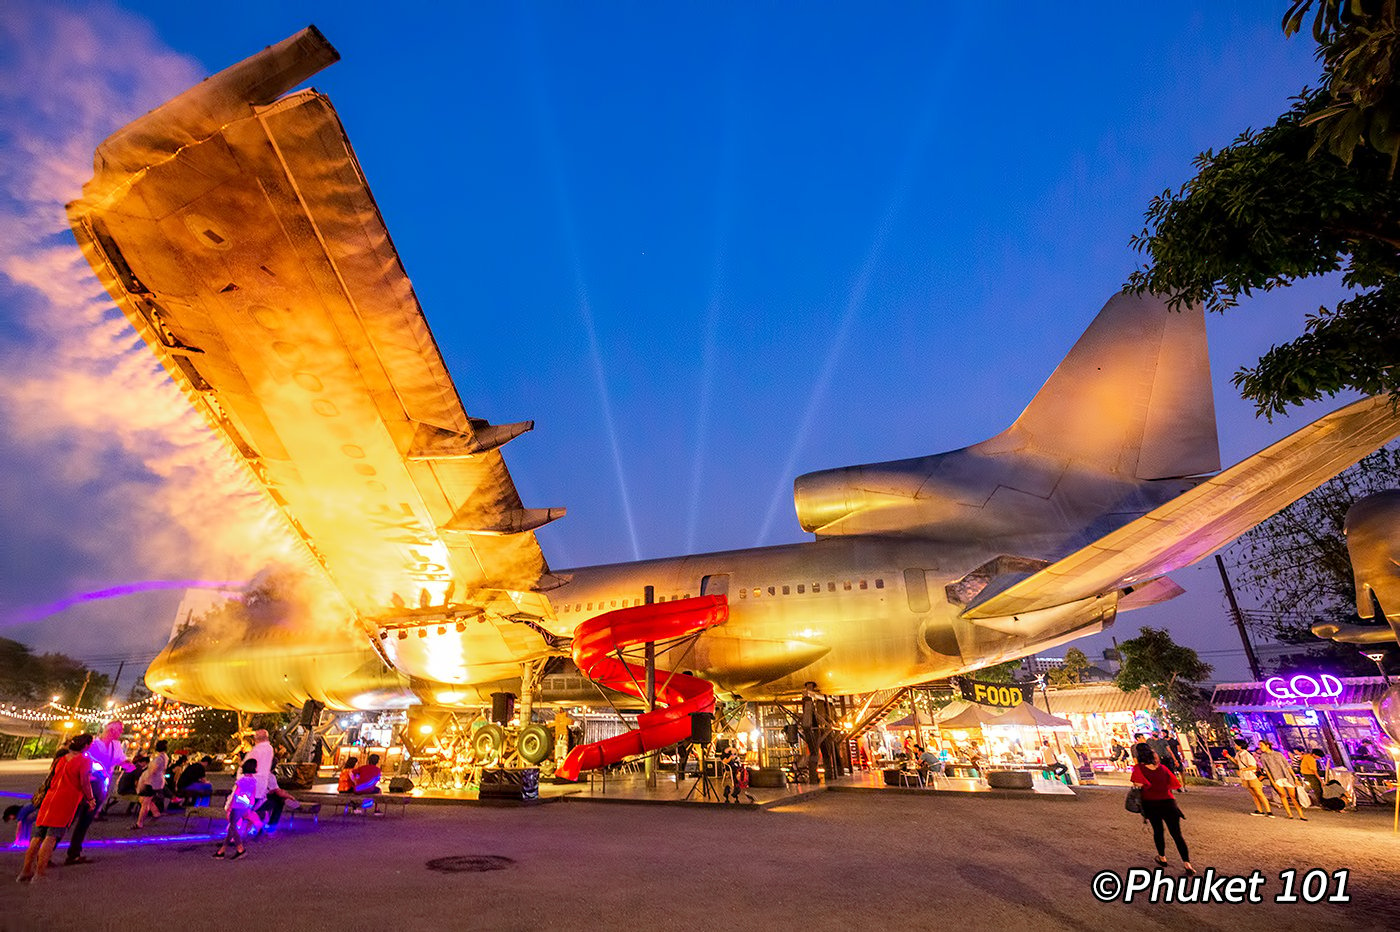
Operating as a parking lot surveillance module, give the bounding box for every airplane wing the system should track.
[66,29,562,683]
[963,395,1400,619]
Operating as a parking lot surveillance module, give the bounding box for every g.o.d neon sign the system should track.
[1264,674,1343,702]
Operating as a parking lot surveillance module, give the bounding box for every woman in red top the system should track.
[17,733,95,882]
[1130,744,1193,873]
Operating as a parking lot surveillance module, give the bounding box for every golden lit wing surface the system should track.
[964,396,1400,619]
[66,29,559,679]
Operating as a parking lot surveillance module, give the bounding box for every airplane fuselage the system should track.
[146,534,1118,711]
[552,536,1116,699]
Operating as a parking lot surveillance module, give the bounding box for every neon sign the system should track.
[1264,674,1343,702]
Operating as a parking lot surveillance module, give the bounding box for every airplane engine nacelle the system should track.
[793,463,926,535]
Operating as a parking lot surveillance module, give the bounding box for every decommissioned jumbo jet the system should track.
[67,29,1399,719]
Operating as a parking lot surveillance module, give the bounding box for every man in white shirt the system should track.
[245,729,275,806]
[66,719,131,865]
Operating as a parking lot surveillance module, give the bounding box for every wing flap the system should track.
[67,35,559,675]
[964,396,1400,619]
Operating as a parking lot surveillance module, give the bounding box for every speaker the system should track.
[783,724,800,746]
[690,711,713,744]
[388,776,414,793]
[299,700,324,728]
[490,692,515,725]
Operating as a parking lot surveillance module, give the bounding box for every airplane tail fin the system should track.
[981,291,1219,479]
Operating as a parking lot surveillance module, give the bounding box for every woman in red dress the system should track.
[17,733,95,883]
[1130,743,1193,874]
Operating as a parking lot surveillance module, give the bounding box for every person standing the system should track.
[134,739,169,828]
[215,759,258,860]
[1227,738,1272,816]
[1257,739,1305,820]
[1130,745,1193,874]
[1150,730,1181,773]
[245,729,275,808]
[65,719,130,865]
[1299,747,1326,808]
[17,735,94,883]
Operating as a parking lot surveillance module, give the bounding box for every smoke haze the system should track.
[0,1,305,667]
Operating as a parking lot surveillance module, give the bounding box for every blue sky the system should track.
[0,1,1358,682]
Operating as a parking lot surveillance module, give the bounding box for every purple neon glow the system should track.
[7,580,245,626]
[7,820,307,850]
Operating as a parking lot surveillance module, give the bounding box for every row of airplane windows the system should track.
[559,578,886,614]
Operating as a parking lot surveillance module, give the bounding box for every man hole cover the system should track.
[425,854,515,873]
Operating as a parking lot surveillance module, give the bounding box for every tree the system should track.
[976,659,1024,683]
[1226,444,1400,674]
[1128,4,1400,416]
[1115,627,1214,733]
[1047,648,1091,686]
[0,636,110,707]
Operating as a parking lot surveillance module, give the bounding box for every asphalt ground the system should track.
[2,771,1398,932]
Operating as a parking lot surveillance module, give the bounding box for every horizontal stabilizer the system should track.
[963,396,1400,619]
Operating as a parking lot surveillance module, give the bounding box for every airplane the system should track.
[65,28,1400,761]
[1311,489,1400,647]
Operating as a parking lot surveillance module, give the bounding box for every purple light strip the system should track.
[7,580,245,626]
[7,820,305,850]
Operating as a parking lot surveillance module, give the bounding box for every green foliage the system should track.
[0,636,110,706]
[1226,444,1400,674]
[1115,627,1214,731]
[1047,648,1091,686]
[975,659,1023,683]
[1128,9,1400,416]
[1284,1,1400,172]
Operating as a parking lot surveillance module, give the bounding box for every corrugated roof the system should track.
[1032,685,1156,715]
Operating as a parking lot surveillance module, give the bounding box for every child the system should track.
[215,758,260,860]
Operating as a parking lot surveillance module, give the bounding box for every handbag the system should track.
[1125,785,1143,814]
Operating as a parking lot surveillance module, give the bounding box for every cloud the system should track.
[0,1,305,659]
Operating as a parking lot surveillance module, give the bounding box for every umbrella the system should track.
[989,702,1072,729]
[933,701,1004,729]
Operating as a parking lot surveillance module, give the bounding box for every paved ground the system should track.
[2,768,1398,932]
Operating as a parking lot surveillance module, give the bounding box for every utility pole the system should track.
[1215,555,1263,681]
[107,661,125,705]
[73,671,93,712]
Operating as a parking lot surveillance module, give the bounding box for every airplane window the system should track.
[797,584,805,594]
[843,581,852,590]
[752,587,761,598]
[827,582,836,592]
[767,586,776,596]
[611,600,617,608]
[875,579,884,589]
[685,593,691,599]
[782,586,790,595]
[859,580,868,589]
[813,582,820,591]
[739,589,747,598]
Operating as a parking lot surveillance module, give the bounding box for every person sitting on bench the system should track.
[177,756,214,805]
[256,772,301,829]
[337,757,359,793]
[351,754,383,794]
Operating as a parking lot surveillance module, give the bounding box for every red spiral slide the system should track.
[555,594,729,781]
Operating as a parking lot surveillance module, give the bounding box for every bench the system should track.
[179,805,227,833]
[284,802,322,827]
[333,793,409,818]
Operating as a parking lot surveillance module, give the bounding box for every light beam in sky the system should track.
[516,5,641,560]
[754,21,970,545]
